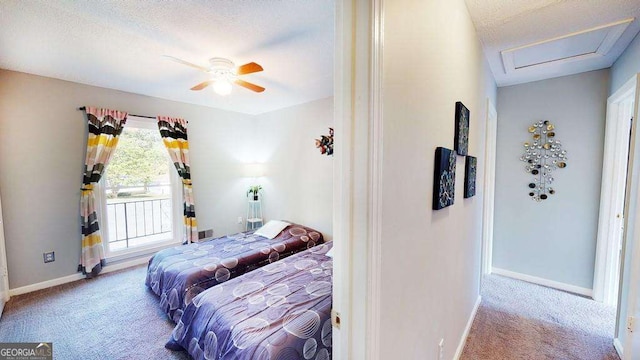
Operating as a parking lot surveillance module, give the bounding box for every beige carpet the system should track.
[461,275,620,360]
[0,265,188,360]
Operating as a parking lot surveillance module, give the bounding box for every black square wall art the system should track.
[433,147,456,210]
[464,156,477,198]
[455,101,470,156]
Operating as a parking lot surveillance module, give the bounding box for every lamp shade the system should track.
[244,163,265,178]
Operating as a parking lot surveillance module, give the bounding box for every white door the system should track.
[0,194,10,318]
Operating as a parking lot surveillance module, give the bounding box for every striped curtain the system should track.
[80,107,127,277]
[157,116,198,243]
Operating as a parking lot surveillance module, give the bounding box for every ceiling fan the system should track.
[164,55,265,95]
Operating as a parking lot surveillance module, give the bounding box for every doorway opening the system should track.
[593,74,639,358]
[594,79,635,308]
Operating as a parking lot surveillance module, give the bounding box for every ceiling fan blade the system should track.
[190,80,214,91]
[163,55,210,72]
[235,79,265,93]
[236,62,264,75]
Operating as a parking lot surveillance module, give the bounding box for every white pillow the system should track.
[254,220,291,239]
[325,247,334,258]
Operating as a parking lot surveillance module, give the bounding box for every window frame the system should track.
[95,116,183,259]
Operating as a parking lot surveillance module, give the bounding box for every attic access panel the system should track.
[501,18,633,73]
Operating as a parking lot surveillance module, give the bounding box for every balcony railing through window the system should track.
[105,187,173,251]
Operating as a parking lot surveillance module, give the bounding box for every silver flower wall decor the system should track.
[520,120,567,202]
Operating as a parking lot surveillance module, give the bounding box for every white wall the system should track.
[611,32,640,95]
[378,0,496,358]
[253,97,333,240]
[494,70,609,290]
[0,70,333,289]
[187,109,255,238]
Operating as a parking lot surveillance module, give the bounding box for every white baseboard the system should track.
[103,256,150,273]
[454,295,482,360]
[8,256,151,297]
[9,273,84,297]
[613,338,624,358]
[492,267,593,298]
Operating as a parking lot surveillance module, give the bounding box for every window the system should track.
[97,116,182,255]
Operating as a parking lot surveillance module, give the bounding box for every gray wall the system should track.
[611,32,640,95]
[494,69,609,289]
[0,70,333,289]
[610,34,640,346]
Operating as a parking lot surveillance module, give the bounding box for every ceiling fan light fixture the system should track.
[213,79,233,96]
[165,55,265,94]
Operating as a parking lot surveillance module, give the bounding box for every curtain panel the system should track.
[79,107,127,277]
[157,116,198,243]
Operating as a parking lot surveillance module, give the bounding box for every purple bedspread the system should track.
[166,242,333,360]
[145,224,324,322]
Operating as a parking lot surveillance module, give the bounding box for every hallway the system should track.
[461,275,619,360]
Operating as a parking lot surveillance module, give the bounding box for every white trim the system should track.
[594,75,637,306]
[125,115,158,130]
[366,1,384,360]
[106,240,178,263]
[454,296,482,360]
[0,195,9,308]
[332,0,355,358]
[492,267,593,297]
[622,74,640,360]
[481,99,497,278]
[614,337,624,358]
[333,0,377,358]
[9,273,85,296]
[8,256,151,297]
[102,255,151,273]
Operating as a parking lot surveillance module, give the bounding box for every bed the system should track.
[145,223,324,322]
[166,242,333,360]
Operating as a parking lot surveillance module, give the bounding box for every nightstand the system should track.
[246,199,263,231]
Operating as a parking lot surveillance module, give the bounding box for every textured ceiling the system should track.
[465,0,640,86]
[0,1,334,115]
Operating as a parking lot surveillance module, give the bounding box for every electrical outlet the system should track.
[237,217,243,224]
[438,338,444,360]
[43,251,55,263]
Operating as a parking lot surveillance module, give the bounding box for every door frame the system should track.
[594,76,636,306]
[621,73,640,359]
[0,193,10,318]
[481,99,497,278]
[333,0,382,359]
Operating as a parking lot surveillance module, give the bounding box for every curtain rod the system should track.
[77,106,156,120]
